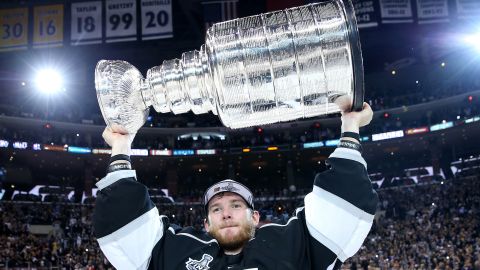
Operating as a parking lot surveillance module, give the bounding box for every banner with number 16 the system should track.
[33,4,64,48]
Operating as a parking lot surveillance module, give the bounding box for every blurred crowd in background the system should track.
[1,174,478,269]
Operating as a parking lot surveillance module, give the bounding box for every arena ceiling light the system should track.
[35,69,64,94]
[463,33,480,51]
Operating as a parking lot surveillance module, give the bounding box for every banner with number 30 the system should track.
[0,8,28,52]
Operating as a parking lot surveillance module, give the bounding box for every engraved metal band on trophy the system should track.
[95,0,364,133]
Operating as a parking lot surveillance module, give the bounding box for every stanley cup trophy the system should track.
[95,0,364,133]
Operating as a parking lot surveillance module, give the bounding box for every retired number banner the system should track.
[456,0,480,20]
[71,1,103,45]
[353,0,378,28]
[0,8,28,52]
[33,4,64,48]
[141,0,173,40]
[379,0,414,24]
[106,0,137,43]
[416,0,449,24]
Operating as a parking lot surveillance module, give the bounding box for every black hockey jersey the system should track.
[93,147,378,270]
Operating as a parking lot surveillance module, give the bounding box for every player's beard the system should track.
[208,216,256,252]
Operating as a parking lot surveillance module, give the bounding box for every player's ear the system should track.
[252,210,260,226]
[204,217,210,232]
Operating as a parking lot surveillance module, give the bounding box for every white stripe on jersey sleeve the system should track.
[97,207,163,270]
[329,147,367,169]
[304,186,374,262]
[96,170,137,190]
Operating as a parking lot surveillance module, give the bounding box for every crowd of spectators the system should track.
[1,172,478,269]
[0,203,102,269]
[346,176,480,269]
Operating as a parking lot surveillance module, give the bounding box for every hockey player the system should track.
[93,101,378,270]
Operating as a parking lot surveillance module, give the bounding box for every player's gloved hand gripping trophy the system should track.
[95,0,364,133]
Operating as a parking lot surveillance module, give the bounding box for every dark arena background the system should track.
[0,0,479,269]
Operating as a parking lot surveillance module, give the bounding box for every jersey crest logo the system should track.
[185,254,213,270]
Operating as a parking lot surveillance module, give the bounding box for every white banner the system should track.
[456,0,480,20]
[354,0,379,28]
[106,0,137,43]
[379,0,414,23]
[372,130,404,141]
[71,1,102,45]
[131,149,149,156]
[416,0,449,24]
[141,0,173,40]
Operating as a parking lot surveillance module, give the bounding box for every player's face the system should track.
[205,192,259,253]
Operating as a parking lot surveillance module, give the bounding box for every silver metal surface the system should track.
[95,0,362,132]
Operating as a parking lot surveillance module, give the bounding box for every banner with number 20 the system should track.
[141,0,173,40]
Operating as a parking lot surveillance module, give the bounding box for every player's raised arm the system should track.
[92,126,164,270]
[304,101,379,263]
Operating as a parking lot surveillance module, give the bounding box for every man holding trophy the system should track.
[93,1,378,269]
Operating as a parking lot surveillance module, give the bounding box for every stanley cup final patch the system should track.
[216,182,239,193]
[185,254,213,270]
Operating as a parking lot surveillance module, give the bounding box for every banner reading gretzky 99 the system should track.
[106,0,137,43]
[141,0,173,40]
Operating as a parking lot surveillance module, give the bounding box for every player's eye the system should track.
[212,207,220,213]
[232,204,241,208]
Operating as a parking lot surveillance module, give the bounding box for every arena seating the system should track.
[1,173,478,269]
